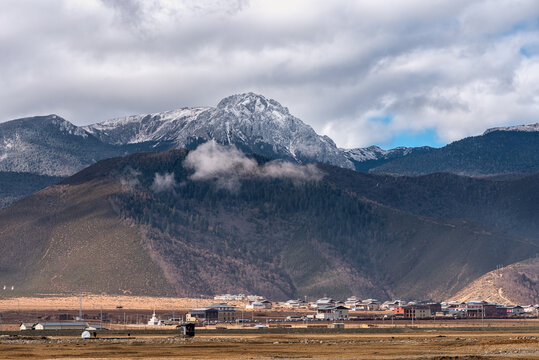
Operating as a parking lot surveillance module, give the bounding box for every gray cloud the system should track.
[151,172,176,192]
[120,167,141,188]
[184,141,323,190]
[0,0,538,148]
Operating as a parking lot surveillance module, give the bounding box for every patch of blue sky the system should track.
[382,128,444,149]
[368,115,392,125]
[520,43,539,58]
[495,19,538,39]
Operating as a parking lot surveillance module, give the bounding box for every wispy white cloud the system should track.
[0,0,538,148]
[150,172,176,192]
[184,141,323,190]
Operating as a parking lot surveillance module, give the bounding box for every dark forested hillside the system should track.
[321,165,539,240]
[0,172,64,209]
[0,148,535,301]
[369,131,539,176]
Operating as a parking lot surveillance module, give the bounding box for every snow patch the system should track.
[484,122,539,135]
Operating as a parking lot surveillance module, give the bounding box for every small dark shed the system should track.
[177,322,195,337]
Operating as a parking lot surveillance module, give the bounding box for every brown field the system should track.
[1,295,538,359]
[0,295,234,311]
[0,330,538,359]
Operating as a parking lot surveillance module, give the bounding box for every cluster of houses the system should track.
[432,301,535,319]
[205,295,538,321]
[18,295,539,330]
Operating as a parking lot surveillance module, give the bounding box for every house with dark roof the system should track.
[315,305,349,320]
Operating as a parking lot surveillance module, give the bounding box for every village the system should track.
[9,294,538,332]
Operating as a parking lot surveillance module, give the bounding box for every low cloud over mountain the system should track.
[184,141,323,190]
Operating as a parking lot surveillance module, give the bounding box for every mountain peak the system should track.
[2,114,88,138]
[217,92,289,115]
[483,122,539,135]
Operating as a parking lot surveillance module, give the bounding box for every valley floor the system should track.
[0,330,538,359]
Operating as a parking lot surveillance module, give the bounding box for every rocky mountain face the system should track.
[0,115,114,176]
[3,95,539,181]
[1,94,538,210]
[0,115,171,208]
[0,148,536,300]
[84,93,355,169]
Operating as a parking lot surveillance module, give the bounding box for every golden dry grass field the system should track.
[1,295,538,359]
[0,331,538,359]
[0,295,233,312]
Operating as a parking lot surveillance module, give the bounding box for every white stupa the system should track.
[148,311,159,325]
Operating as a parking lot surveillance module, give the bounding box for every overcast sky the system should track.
[1,0,538,149]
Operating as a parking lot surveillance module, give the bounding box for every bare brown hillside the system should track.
[1,149,537,300]
[450,257,539,305]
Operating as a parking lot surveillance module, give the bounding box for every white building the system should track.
[315,305,349,321]
[20,323,36,331]
[382,300,404,310]
[148,311,160,325]
[34,322,89,330]
[214,294,246,301]
[312,297,335,309]
[284,299,308,309]
[356,299,382,311]
[246,300,272,309]
[345,296,360,308]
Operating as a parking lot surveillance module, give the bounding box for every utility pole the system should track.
[481,304,484,328]
[79,293,83,320]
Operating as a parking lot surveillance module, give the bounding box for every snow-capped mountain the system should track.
[343,145,431,162]
[483,122,539,134]
[84,93,355,169]
[0,115,119,176]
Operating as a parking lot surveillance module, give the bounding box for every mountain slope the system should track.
[343,146,433,172]
[0,115,175,208]
[0,177,174,295]
[320,165,539,240]
[84,93,355,169]
[450,257,539,305]
[0,172,64,209]
[0,115,120,176]
[2,96,538,210]
[370,128,539,176]
[0,147,536,300]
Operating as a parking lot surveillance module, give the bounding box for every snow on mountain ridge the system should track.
[85,93,356,169]
[483,122,539,135]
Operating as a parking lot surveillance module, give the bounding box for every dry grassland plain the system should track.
[0,331,538,359]
[0,295,538,359]
[0,295,231,311]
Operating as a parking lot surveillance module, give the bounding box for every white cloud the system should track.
[151,172,176,192]
[0,0,538,148]
[184,141,323,190]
